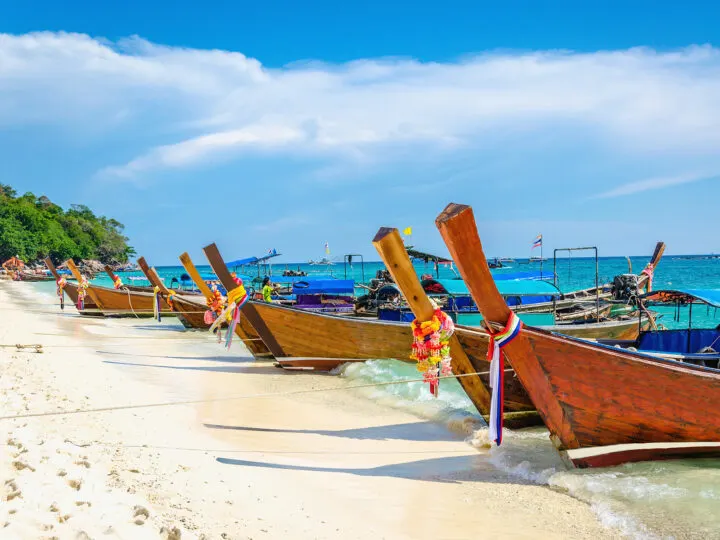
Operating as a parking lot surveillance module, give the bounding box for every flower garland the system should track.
[166,290,176,310]
[207,278,249,349]
[77,276,88,310]
[56,277,67,310]
[113,276,123,289]
[410,309,454,396]
[205,288,224,325]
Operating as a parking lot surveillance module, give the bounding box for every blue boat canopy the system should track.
[226,249,281,267]
[292,279,354,295]
[490,270,557,282]
[227,256,258,266]
[423,278,561,297]
[641,289,720,309]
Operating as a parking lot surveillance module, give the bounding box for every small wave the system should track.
[337,360,482,437]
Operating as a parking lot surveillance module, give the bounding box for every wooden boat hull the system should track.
[170,295,209,329]
[435,202,720,467]
[526,328,720,449]
[551,317,645,340]
[88,285,175,317]
[62,282,103,316]
[249,301,537,419]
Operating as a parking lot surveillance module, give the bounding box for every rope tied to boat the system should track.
[485,311,522,446]
[410,308,454,397]
[55,277,66,310]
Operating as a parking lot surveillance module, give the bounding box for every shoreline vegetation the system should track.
[0,184,135,266]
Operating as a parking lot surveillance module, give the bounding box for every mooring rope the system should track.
[0,370,499,422]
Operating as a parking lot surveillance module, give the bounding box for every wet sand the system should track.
[0,281,622,539]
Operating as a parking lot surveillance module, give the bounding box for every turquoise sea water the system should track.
[36,254,720,538]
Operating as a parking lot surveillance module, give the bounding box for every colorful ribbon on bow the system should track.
[113,276,123,289]
[486,311,522,446]
[166,290,176,310]
[56,277,67,310]
[77,276,88,311]
[641,263,654,292]
[153,286,161,322]
[410,309,454,396]
[208,278,249,349]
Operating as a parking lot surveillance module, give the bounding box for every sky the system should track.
[2,1,720,264]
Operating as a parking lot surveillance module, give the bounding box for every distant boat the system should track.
[309,241,334,265]
[308,257,334,266]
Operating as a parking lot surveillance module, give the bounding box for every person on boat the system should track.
[262,276,276,303]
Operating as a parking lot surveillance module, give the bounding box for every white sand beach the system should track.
[0,281,621,539]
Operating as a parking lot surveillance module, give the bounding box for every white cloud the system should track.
[3,33,720,179]
[591,172,717,199]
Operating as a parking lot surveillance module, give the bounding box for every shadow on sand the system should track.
[204,421,467,442]
[215,454,507,483]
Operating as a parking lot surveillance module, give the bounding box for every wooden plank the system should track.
[435,203,580,450]
[137,257,170,294]
[372,227,492,415]
[179,252,214,299]
[201,243,279,358]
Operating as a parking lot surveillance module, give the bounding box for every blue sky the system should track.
[2,1,720,264]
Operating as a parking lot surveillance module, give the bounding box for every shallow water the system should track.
[30,254,720,538]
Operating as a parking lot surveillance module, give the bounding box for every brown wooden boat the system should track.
[184,248,272,358]
[64,259,174,318]
[136,256,207,329]
[436,202,720,468]
[43,258,102,316]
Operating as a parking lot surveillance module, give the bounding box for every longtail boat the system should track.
[43,257,102,316]
[435,202,720,468]
[185,248,272,358]
[136,256,208,329]
[64,259,174,318]
[103,265,151,293]
[203,238,538,427]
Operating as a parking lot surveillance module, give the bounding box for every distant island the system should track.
[0,184,135,264]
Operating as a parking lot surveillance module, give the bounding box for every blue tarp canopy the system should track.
[292,279,354,295]
[423,278,561,297]
[227,249,281,267]
[491,270,557,281]
[641,289,720,308]
[227,256,258,266]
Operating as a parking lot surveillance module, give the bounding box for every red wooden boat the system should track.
[436,202,720,468]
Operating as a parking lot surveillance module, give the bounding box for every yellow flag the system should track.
[403,227,412,236]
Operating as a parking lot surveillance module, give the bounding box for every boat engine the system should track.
[611,273,639,302]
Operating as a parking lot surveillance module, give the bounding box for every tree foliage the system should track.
[0,185,135,264]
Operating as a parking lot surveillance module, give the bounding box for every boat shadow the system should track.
[204,421,467,442]
[215,454,509,483]
[101,359,281,375]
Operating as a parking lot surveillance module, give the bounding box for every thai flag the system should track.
[532,234,542,250]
